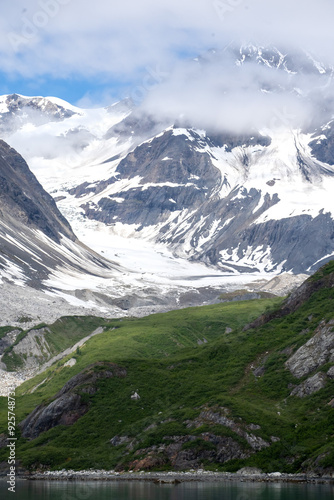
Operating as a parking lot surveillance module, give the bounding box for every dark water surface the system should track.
[1,480,334,500]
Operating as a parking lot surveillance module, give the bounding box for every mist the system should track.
[1,0,334,132]
[140,46,334,133]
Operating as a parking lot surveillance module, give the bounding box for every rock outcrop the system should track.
[0,329,21,356]
[0,140,74,243]
[290,372,328,398]
[5,327,53,371]
[128,433,251,472]
[20,362,127,439]
[186,408,270,451]
[285,320,334,378]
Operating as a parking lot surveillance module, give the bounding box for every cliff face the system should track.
[0,140,120,289]
[0,140,75,243]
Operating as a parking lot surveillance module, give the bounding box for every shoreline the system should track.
[4,470,334,485]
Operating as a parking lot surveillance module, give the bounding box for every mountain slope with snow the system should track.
[64,125,334,274]
[1,45,334,278]
[0,137,275,327]
[0,139,124,289]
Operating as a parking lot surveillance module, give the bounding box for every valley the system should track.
[0,42,334,480]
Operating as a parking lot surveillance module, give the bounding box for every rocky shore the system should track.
[11,469,334,484]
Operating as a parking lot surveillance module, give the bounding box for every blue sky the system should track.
[0,71,134,107]
[0,0,333,108]
[0,0,218,106]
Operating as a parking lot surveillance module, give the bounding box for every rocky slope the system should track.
[0,139,74,243]
[20,362,127,439]
[0,139,123,291]
[246,261,334,329]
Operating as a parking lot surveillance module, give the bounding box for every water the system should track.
[1,480,333,500]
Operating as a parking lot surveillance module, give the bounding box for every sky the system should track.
[0,0,334,129]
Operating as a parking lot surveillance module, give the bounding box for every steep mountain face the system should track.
[2,45,334,276]
[0,137,261,327]
[0,140,74,243]
[0,140,120,289]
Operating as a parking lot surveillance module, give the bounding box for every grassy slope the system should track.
[0,273,333,472]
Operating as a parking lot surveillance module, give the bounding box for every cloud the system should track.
[0,0,333,130]
[1,0,334,79]
[140,47,333,133]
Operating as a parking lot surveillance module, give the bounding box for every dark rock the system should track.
[19,362,127,439]
[20,393,88,439]
[129,451,167,472]
[128,432,252,471]
[0,329,21,355]
[253,366,266,377]
[0,434,7,449]
[0,140,74,243]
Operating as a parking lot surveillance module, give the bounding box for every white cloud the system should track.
[0,0,334,130]
[1,0,333,79]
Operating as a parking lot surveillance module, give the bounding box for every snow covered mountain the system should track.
[1,136,263,327]
[1,45,334,284]
[70,125,334,274]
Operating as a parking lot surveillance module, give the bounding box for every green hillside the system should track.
[0,264,333,474]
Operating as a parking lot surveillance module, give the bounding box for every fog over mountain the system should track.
[140,45,334,133]
[1,0,334,110]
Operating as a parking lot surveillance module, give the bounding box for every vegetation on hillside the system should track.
[0,263,333,474]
